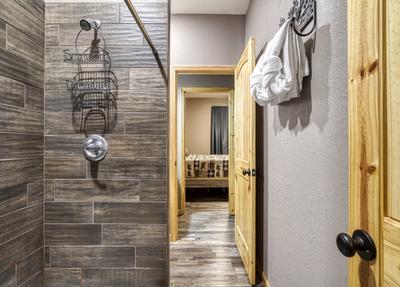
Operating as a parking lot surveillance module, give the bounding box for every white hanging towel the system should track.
[250,19,310,106]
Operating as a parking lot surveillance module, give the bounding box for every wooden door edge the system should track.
[378,0,387,285]
[169,67,179,242]
[250,36,257,285]
[262,272,271,287]
[233,37,257,285]
[180,88,186,216]
[172,65,236,75]
[228,88,235,215]
[347,0,385,285]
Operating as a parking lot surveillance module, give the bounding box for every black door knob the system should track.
[242,169,250,176]
[336,229,377,261]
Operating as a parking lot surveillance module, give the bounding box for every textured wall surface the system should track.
[44,1,168,286]
[0,0,45,286]
[171,14,245,65]
[185,97,229,155]
[246,0,348,286]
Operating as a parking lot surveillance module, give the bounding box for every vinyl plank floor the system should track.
[170,202,251,287]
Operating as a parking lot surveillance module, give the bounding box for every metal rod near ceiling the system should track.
[123,0,168,85]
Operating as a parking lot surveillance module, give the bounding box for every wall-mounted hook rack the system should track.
[279,0,316,37]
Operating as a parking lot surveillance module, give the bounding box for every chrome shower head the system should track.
[80,18,101,31]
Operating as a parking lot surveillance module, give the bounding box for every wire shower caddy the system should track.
[64,22,118,136]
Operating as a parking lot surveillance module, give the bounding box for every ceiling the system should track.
[171,0,251,15]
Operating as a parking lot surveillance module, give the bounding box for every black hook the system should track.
[282,0,317,37]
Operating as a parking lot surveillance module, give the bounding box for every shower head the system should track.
[80,18,101,31]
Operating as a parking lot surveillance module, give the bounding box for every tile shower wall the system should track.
[0,0,45,286]
[44,1,168,286]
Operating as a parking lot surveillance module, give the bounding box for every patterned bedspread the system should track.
[185,154,229,178]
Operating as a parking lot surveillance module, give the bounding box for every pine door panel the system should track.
[234,38,256,284]
[384,0,400,285]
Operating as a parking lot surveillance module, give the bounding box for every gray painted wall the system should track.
[246,0,349,286]
[171,14,245,65]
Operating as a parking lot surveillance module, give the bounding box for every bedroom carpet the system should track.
[170,202,252,287]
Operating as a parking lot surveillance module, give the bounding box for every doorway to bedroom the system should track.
[169,54,263,286]
[180,87,233,210]
[169,68,246,286]
[171,85,239,286]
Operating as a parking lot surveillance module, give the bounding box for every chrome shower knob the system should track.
[82,135,108,162]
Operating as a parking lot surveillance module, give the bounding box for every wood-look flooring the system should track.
[170,202,251,287]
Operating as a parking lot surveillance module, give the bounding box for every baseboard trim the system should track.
[262,272,270,287]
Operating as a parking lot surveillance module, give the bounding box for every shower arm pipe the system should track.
[123,0,168,85]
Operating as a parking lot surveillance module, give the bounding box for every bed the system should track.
[185,154,229,188]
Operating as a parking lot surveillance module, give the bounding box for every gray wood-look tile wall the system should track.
[44,1,169,286]
[0,1,45,287]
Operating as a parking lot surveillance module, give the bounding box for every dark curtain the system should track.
[211,106,229,154]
